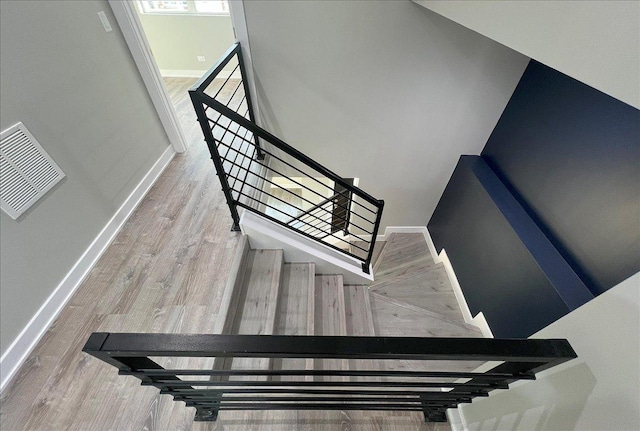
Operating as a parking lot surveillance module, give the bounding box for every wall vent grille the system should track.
[1,122,65,219]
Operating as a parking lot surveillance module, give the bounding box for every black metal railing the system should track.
[189,43,384,273]
[83,333,576,423]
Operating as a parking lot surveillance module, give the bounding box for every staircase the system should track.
[368,233,482,339]
[80,43,578,430]
[83,231,577,428]
[209,231,481,427]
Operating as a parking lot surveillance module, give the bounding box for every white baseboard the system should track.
[436,249,474,324]
[423,228,494,338]
[160,69,241,79]
[0,146,176,393]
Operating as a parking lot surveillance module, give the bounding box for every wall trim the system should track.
[0,146,176,393]
[424,228,494,338]
[160,69,241,79]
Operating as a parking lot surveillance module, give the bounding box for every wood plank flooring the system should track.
[0,78,245,431]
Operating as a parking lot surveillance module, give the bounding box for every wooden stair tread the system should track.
[370,263,467,322]
[313,275,348,380]
[212,235,250,335]
[313,275,347,337]
[370,292,482,337]
[231,249,283,335]
[228,249,284,377]
[370,291,483,378]
[343,285,375,337]
[344,285,378,382]
[371,259,442,288]
[275,263,315,336]
[350,240,387,268]
[375,233,434,275]
[374,233,435,281]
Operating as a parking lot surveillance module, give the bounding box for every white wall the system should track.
[242,0,529,229]
[137,13,235,76]
[458,272,640,431]
[0,1,171,356]
[414,0,640,109]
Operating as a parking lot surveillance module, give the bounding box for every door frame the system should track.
[108,1,187,153]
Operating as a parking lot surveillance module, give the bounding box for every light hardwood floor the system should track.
[0,78,240,430]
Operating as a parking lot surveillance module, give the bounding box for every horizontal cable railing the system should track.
[83,333,577,423]
[189,43,384,273]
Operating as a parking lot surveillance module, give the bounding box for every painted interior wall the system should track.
[414,0,640,109]
[457,272,640,431]
[241,0,529,229]
[0,1,171,355]
[137,12,235,76]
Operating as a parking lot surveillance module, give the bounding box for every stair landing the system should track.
[208,232,480,429]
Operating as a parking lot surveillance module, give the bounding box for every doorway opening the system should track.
[134,0,236,151]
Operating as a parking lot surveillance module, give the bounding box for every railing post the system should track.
[362,199,384,274]
[343,190,353,236]
[235,45,264,160]
[189,91,241,231]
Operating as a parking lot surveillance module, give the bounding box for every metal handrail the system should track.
[189,43,384,273]
[83,333,577,423]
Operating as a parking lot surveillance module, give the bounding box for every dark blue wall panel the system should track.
[482,61,640,295]
[428,61,639,336]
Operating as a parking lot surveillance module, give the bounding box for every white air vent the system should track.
[1,122,65,219]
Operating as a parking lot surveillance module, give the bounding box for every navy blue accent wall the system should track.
[429,157,572,338]
[482,61,640,295]
[429,61,639,337]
